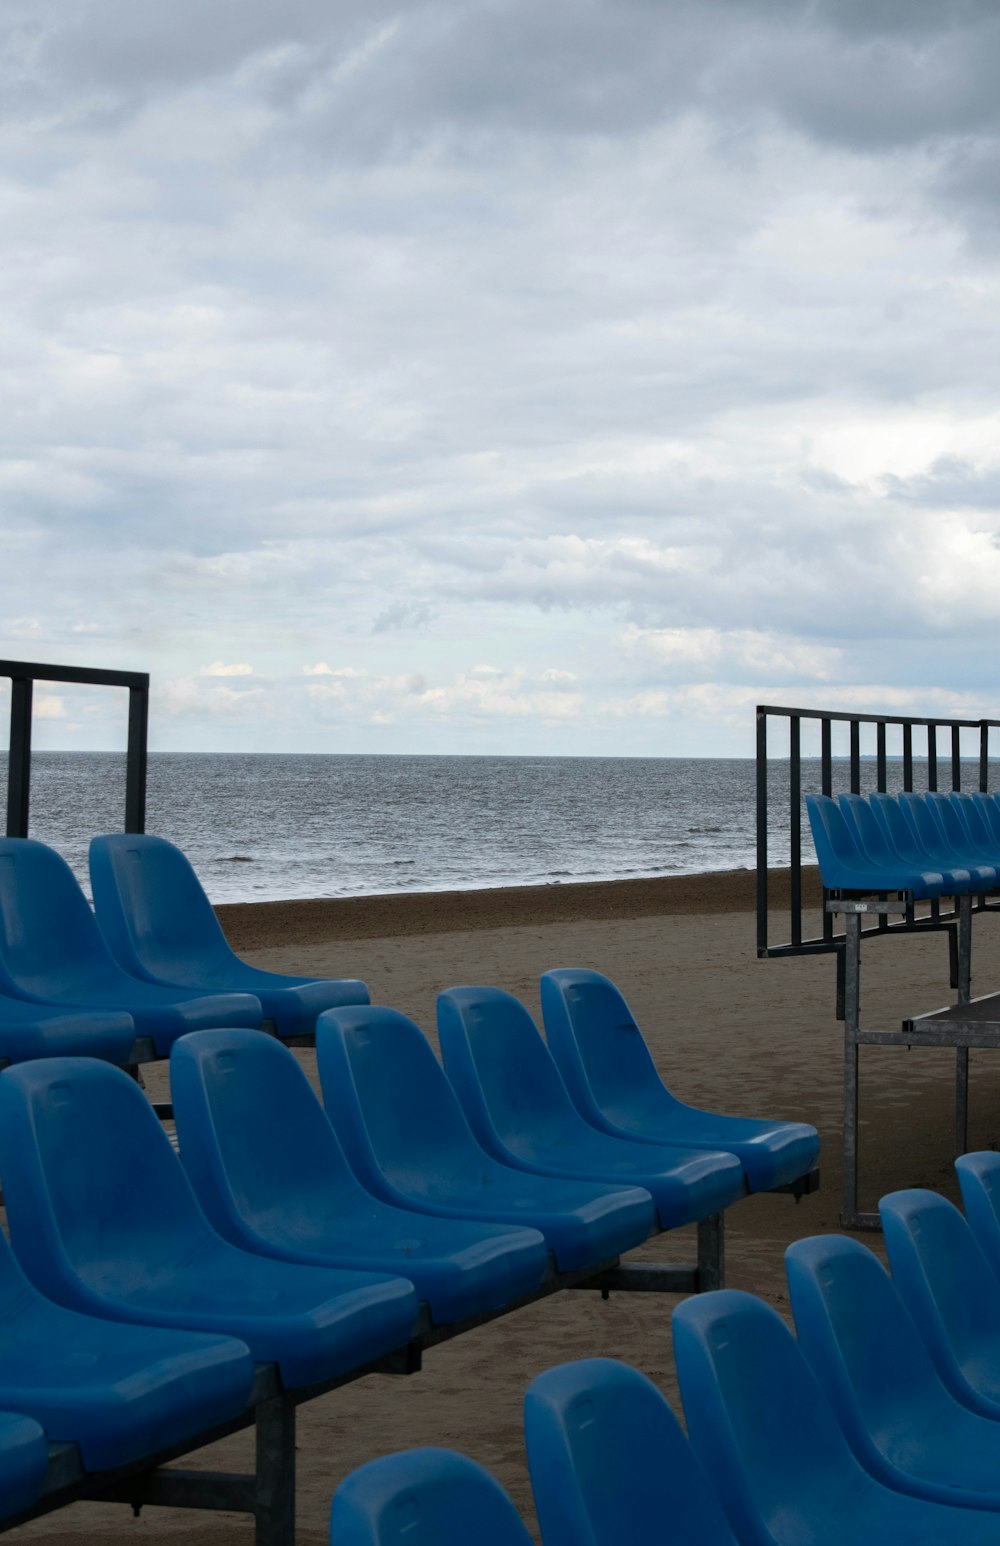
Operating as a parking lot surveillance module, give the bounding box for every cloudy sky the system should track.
[2,0,999,756]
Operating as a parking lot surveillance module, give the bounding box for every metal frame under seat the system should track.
[835,891,983,1231]
[0,1229,728,1546]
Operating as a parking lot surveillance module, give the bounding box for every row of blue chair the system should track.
[328,1153,1000,1545]
[0,835,369,1065]
[807,788,1000,896]
[0,966,815,1524]
[0,835,819,1199]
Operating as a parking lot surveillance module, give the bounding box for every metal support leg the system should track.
[955,894,972,1156]
[696,1212,725,1291]
[254,1393,296,1546]
[841,911,861,1229]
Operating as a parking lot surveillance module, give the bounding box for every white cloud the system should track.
[3,0,1000,752]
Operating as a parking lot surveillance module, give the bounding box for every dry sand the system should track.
[13,870,1000,1545]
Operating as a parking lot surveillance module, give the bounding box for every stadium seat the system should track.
[955,1150,1000,1285]
[0,1211,252,1471]
[787,1232,1000,1509]
[804,793,946,897]
[524,1357,737,1546]
[437,985,744,1228]
[316,1005,656,1275]
[90,833,369,1038]
[539,968,818,1193]
[0,838,263,1055]
[880,1188,1000,1418]
[0,992,136,1066]
[171,1028,549,1326]
[328,1448,534,1546]
[0,1057,419,1390]
[673,1288,1000,1545]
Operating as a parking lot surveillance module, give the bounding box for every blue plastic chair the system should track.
[869,791,974,893]
[90,834,369,1039]
[804,793,945,897]
[171,1029,549,1326]
[524,1357,737,1546]
[955,1150,1000,1286]
[0,1058,419,1391]
[787,1233,1000,1509]
[329,1448,534,1546]
[879,1187,1000,1418]
[0,839,263,1056]
[539,969,818,1194]
[0,1214,252,1472]
[896,794,996,891]
[437,986,744,1230]
[673,1288,1000,1546]
[316,1006,655,1275]
[0,992,136,1066]
[0,1414,47,1520]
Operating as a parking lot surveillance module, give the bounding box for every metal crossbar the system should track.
[1,659,149,838]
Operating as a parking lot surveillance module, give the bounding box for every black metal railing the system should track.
[2,660,149,837]
[756,703,1000,960]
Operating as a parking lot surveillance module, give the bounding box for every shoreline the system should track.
[216,865,825,948]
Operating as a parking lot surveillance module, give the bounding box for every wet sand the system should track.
[15,871,1000,1545]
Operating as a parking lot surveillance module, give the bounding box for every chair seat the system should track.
[0,1293,253,1472]
[13,983,263,1057]
[0,995,136,1066]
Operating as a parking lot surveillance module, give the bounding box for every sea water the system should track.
[1,752,992,904]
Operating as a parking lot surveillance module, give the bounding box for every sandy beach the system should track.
[14,869,1000,1546]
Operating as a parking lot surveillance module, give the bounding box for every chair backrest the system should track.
[952,792,994,852]
[0,1057,218,1305]
[525,1357,737,1546]
[0,837,122,998]
[869,793,932,865]
[837,795,898,869]
[437,986,581,1157]
[90,834,233,981]
[673,1289,874,1544]
[171,1028,361,1244]
[972,792,1000,846]
[925,792,977,854]
[316,1005,489,1193]
[539,968,678,1129]
[879,1188,1000,1391]
[955,1151,1000,1285]
[804,794,864,884]
[898,792,950,855]
[785,1234,946,1479]
[328,1448,534,1546]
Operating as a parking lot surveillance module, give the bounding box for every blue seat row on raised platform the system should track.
[330,1150,1000,1546]
[806,788,1000,896]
